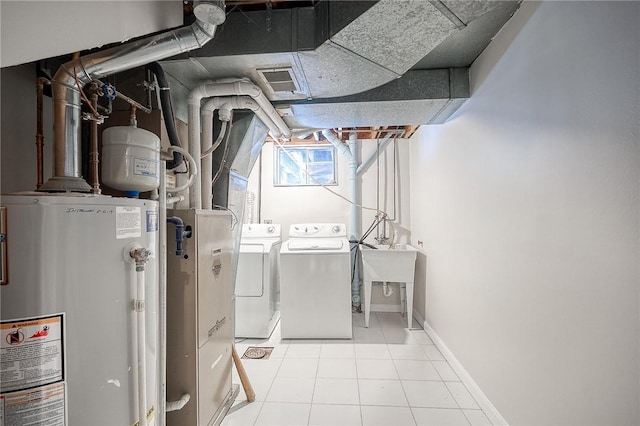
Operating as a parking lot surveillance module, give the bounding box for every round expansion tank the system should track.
[102,126,160,195]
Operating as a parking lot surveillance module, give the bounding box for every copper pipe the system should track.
[35,77,50,189]
[129,105,138,127]
[89,92,101,194]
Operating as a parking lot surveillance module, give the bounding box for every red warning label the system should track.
[0,315,64,394]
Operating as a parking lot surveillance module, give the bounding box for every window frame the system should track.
[273,144,338,187]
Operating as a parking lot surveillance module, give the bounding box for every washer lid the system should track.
[287,238,344,251]
[240,239,280,253]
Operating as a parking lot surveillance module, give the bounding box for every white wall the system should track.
[410,2,639,425]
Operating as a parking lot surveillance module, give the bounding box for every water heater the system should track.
[0,194,159,426]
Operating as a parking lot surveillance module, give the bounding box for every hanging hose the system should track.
[147,62,183,170]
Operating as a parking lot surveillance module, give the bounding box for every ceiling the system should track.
[160,0,521,140]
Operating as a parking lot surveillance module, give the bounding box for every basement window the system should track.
[274,145,337,186]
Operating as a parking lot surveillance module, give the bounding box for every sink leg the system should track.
[406,281,414,329]
[364,280,372,328]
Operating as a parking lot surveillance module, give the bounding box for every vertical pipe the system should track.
[35,78,49,189]
[348,133,361,308]
[201,109,213,209]
[158,161,167,426]
[136,267,148,426]
[188,102,202,209]
[89,92,101,194]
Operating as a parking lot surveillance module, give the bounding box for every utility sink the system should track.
[360,244,418,329]
[360,244,418,283]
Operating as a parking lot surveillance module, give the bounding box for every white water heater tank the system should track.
[0,194,159,426]
[102,126,160,195]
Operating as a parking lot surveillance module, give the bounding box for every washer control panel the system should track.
[289,223,347,238]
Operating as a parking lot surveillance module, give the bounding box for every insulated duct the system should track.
[40,1,226,192]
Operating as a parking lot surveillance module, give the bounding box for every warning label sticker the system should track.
[116,206,141,239]
[0,315,64,394]
[0,382,65,426]
[133,157,158,178]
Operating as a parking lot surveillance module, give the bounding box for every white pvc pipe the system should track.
[201,108,214,209]
[136,267,148,426]
[188,81,293,209]
[323,129,361,306]
[166,393,191,412]
[202,96,284,139]
[158,162,167,426]
[348,133,361,306]
[322,129,352,160]
[167,146,197,194]
[382,282,394,297]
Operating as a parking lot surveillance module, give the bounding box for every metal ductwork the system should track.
[159,0,520,130]
[210,111,269,259]
[39,1,226,192]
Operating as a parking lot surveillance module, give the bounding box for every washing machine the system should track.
[234,224,281,338]
[280,223,352,339]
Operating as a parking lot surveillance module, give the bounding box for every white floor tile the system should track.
[236,358,282,402]
[421,345,445,361]
[317,358,357,379]
[266,377,315,403]
[388,344,429,360]
[234,375,274,402]
[463,409,493,426]
[357,359,399,380]
[286,343,322,359]
[312,378,360,405]
[265,343,289,358]
[411,407,470,426]
[354,344,391,359]
[376,312,408,328]
[432,361,460,381]
[358,379,408,407]
[309,404,362,426]
[221,400,263,425]
[394,360,441,381]
[277,357,319,378]
[353,313,380,329]
[255,402,311,426]
[445,382,479,409]
[320,342,356,359]
[352,327,387,343]
[360,405,416,426]
[402,380,458,409]
[381,328,416,344]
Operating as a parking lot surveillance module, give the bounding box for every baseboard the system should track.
[421,321,509,426]
[370,303,402,313]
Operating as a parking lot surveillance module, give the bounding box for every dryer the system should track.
[280,223,352,339]
[235,224,281,338]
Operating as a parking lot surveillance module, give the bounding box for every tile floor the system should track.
[223,312,492,426]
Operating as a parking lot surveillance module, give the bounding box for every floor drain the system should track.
[242,346,273,360]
